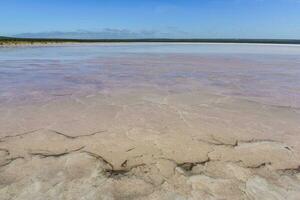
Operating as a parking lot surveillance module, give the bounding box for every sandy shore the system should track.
[1,45,300,199]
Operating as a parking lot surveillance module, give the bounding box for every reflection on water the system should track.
[0,43,300,107]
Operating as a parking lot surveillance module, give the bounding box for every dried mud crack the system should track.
[1,129,300,200]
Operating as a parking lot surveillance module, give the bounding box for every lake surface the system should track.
[1,43,300,107]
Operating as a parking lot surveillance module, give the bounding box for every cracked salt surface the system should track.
[0,43,300,199]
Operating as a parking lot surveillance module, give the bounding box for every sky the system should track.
[1,0,300,39]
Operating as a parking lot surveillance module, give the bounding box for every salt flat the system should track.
[0,43,300,200]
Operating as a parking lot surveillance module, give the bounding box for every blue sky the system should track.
[1,0,300,39]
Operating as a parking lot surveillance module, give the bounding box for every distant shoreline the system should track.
[1,37,300,46]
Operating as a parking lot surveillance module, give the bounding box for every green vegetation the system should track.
[1,36,300,45]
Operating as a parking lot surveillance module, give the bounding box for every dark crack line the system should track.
[81,150,114,170]
[157,157,210,173]
[47,129,107,139]
[245,162,272,169]
[197,138,237,147]
[178,159,210,172]
[106,163,147,178]
[277,166,300,175]
[126,148,135,152]
[0,129,42,142]
[81,150,149,178]
[0,129,107,142]
[0,156,24,167]
[29,146,85,158]
[121,160,128,167]
[197,136,293,152]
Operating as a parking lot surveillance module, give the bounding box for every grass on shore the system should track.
[1,37,300,46]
